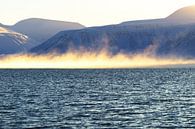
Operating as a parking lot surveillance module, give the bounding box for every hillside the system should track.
[31,5,195,57]
[0,26,38,54]
[121,5,195,26]
[11,18,85,43]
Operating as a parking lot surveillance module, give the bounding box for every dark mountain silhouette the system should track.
[31,5,195,57]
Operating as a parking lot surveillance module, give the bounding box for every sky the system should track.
[1,0,195,27]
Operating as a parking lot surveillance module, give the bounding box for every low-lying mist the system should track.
[0,48,195,69]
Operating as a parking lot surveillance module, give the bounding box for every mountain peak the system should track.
[11,18,85,42]
[13,18,85,28]
[166,5,195,22]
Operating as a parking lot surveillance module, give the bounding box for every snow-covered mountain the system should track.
[31,5,195,57]
[0,26,38,54]
[10,18,85,43]
[0,18,85,54]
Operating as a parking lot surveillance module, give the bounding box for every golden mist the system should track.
[0,49,195,69]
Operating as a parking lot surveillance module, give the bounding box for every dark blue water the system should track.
[0,69,194,128]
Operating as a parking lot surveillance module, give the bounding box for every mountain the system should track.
[30,5,195,57]
[121,5,195,26]
[0,23,9,28]
[10,18,85,43]
[166,5,195,23]
[0,26,38,54]
[0,18,85,54]
[158,28,195,57]
[30,24,195,57]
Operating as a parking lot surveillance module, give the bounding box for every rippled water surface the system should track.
[0,69,195,128]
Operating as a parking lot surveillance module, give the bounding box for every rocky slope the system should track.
[31,5,195,57]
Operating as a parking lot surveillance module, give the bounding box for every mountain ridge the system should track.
[121,5,195,26]
[0,18,85,54]
[31,5,195,57]
[10,18,85,43]
[0,26,38,54]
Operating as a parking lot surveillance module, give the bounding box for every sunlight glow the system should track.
[0,50,194,69]
[0,0,195,26]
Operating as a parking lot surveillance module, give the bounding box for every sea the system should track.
[0,69,194,128]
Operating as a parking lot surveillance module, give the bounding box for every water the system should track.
[0,69,194,129]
